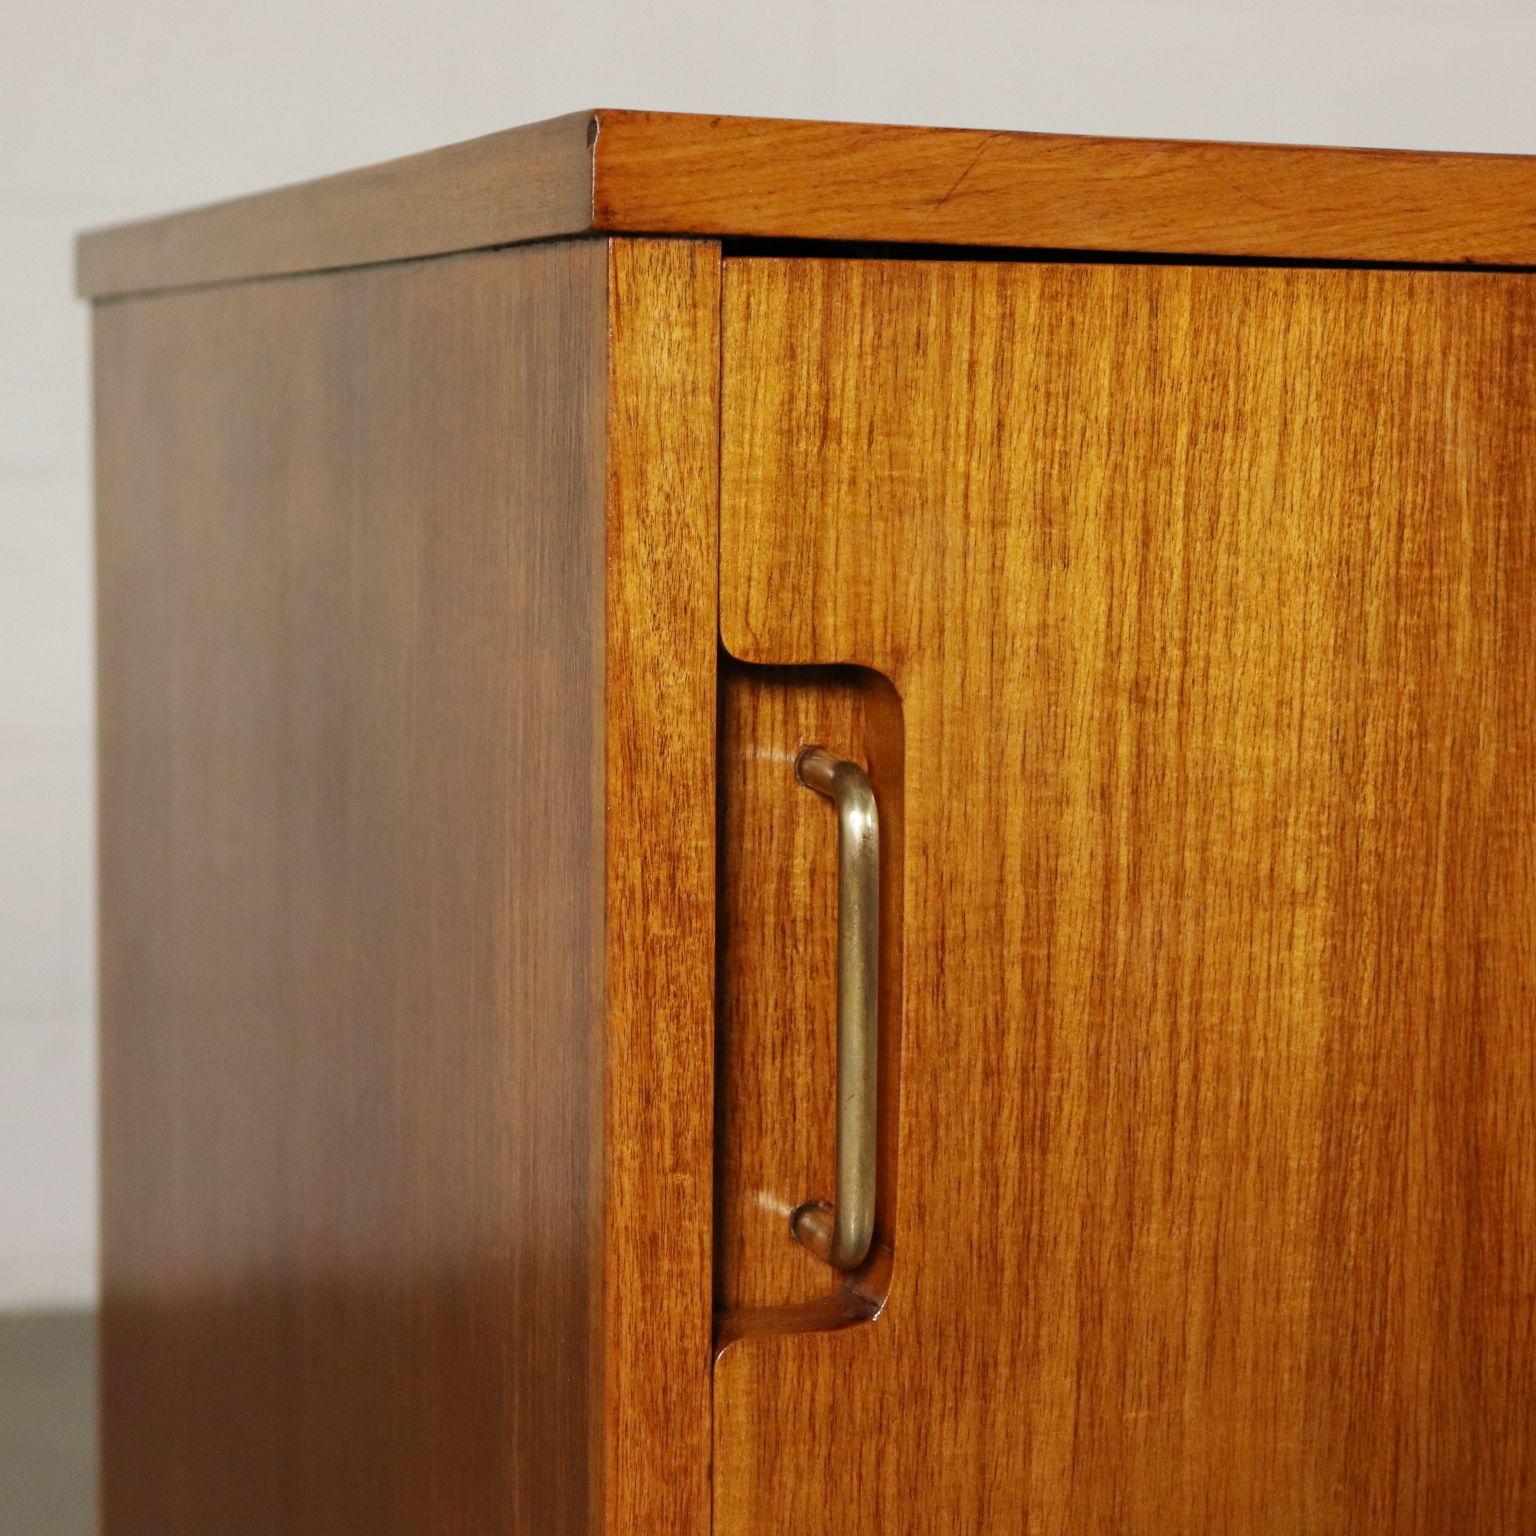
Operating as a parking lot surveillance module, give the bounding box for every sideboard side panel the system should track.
[95,241,608,1533]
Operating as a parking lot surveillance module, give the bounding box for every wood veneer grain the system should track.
[96,241,609,1534]
[596,110,1536,266]
[77,111,597,300]
[599,237,719,1536]
[94,234,724,1535]
[715,255,1536,1534]
[78,109,1536,300]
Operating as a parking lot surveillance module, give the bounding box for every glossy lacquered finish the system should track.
[715,255,1536,1534]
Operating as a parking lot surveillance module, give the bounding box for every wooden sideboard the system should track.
[80,111,1536,1535]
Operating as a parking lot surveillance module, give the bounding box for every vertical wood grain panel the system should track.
[715,257,1536,1534]
[600,238,720,1536]
[96,243,609,1534]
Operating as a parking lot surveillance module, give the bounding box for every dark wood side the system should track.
[94,234,718,1535]
[78,109,1536,300]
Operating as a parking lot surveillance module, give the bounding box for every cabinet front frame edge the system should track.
[599,234,722,1536]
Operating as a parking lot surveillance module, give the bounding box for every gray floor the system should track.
[0,1312,95,1535]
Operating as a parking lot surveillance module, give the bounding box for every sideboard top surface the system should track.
[77,108,1536,298]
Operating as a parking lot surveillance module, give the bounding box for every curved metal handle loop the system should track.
[791,746,879,1271]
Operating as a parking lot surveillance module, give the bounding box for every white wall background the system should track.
[4,0,1536,1309]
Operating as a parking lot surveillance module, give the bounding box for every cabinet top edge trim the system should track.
[77,107,1536,299]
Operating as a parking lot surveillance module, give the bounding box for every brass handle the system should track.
[791,746,879,1271]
